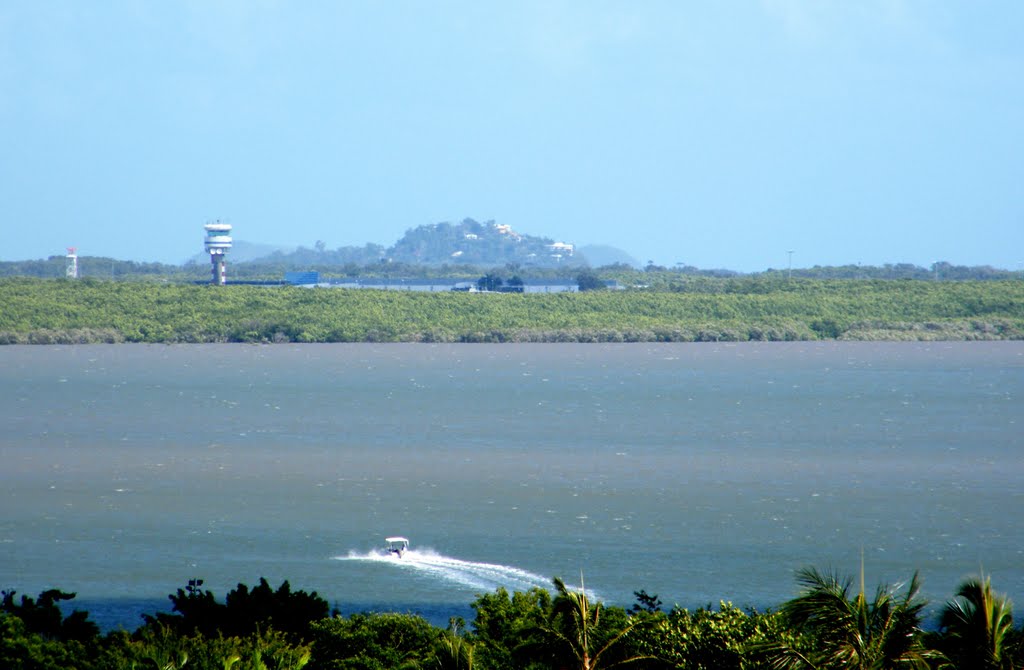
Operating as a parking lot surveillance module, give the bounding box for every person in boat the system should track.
[385,536,409,557]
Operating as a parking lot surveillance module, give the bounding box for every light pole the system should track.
[787,250,794,280]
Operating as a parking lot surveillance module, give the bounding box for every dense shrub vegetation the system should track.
[1,277,1022,344]
[2,571,1021,669]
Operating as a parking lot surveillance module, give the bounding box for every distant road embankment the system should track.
[1,277,1022,343]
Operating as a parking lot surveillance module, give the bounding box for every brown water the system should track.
[1,342,1021,628]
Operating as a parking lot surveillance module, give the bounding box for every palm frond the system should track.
[770,566,931,670]
[939,573,1015,669]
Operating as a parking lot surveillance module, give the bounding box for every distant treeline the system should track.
[2,568,1022,669]
[2,255,1021,283]
[1,277,1022,344]
[0,256,198,280]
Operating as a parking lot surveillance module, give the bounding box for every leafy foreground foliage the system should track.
[936,573,1019,670]
[761,567,936,669]
[1,277,1023,343]
[515,576,653,670]
[2,572,1023,669]
[143,577,331,641]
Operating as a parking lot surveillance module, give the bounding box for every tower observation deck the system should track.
[203,221,232,284]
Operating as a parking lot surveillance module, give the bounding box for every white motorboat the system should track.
[385,536,409,558]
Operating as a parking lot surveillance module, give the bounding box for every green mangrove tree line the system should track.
[1,277,1022,344]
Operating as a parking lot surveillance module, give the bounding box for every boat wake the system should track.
[335,548,553,594]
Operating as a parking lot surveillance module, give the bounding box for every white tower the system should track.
[66,247,78,279]
[203,221,232,285]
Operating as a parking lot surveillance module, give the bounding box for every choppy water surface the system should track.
[1,343,1021,629]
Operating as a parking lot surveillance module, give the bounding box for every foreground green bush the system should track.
[2,572,1023,669]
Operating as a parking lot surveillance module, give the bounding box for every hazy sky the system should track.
[2,1,1022,271]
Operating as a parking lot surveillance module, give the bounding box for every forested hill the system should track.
[186,218,572,269]
[386,219,572,266]
[229,218,574,268]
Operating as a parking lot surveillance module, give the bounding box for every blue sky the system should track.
[1,1,1021,271]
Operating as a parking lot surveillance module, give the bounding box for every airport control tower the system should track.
[203,221,232,284]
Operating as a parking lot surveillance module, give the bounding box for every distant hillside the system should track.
[386,219,576,267]
[232,218,579,269]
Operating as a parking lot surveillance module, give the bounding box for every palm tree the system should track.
[531,575,652,670]
[938,573,1016,670]
[430,619,474,670]
[764,565,935,670]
